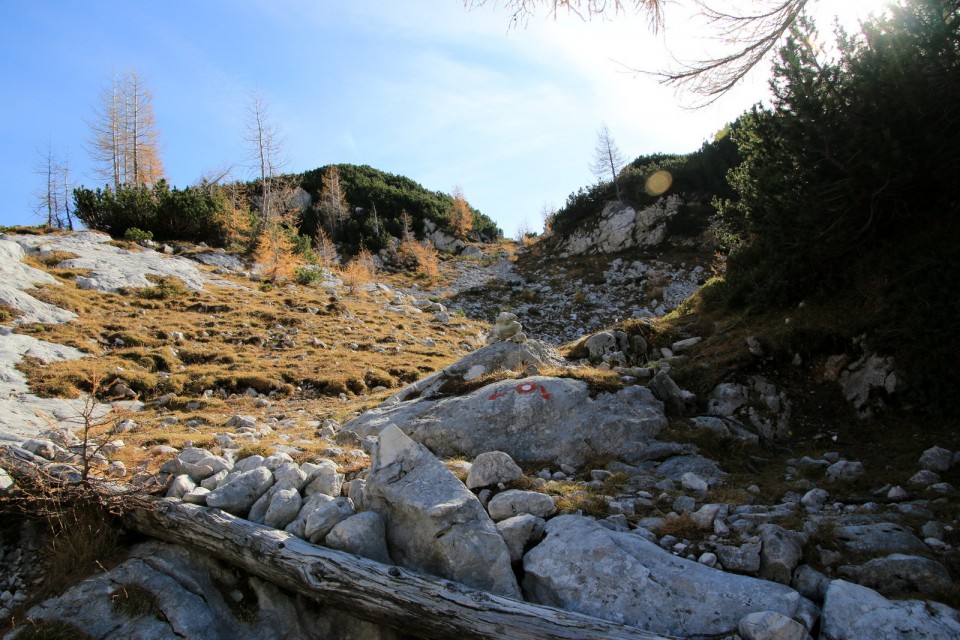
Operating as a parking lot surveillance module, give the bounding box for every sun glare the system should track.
[812,0,891,33]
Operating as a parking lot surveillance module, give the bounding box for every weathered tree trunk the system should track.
[122,497,673,640]
[0,448,672,640]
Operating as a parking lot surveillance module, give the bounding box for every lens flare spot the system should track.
[645,170,673,196]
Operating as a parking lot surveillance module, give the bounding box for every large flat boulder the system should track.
[523,515,818,637]
[363,425,520,599]
[345,376,666,467]
[820,580,960,639]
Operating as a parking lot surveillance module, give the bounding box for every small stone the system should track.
[681,472,708,493]
[698,552,718,567]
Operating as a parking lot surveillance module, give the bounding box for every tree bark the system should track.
[0,448,673,640]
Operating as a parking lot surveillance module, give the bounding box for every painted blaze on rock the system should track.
[345,376,666,467]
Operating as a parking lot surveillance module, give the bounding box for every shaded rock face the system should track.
[522,515,817,637]
[345,376,666,467]
[820,580,960,640]
[11,541,396,640]
[363,425,520,598]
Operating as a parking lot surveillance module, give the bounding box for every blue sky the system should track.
[0,1,884,236]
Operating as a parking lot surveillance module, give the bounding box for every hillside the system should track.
[0,227,957,640]
[71,163,501,262]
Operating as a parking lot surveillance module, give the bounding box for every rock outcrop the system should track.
[557,196,682,256]
[345,376,666,466]
[523,515,818,637]
[362,425,520,598]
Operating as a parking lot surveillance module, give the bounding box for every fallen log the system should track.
[123,497,674,640]
[1,445,673,639]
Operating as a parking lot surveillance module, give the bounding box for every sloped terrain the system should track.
[0,229,959,640]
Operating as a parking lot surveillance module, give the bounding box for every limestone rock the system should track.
[385,339,565,404]
[284,493,334,539]
[825,460,865,483]
[556,197,681,255]
[523,515,816,637]
[465,451,522,489]
[716,542,762,575]
[0,468,13,492]
[838,554,954,597]
[486,490,556,521]
[262,488,303,530]
[495,514,545,562]
[345,375,665,467]
[363,425,520,598]
[759,525,805,585]
[303,459,344,497]
[820,580,960,639]
[488,312,523,343]
[166,474,196,499]
[739,610,811,640]
[205,467,274,516]
[648,371,695,415]
[834,523,926,556]
[325,512,392,564]
[919,446,954,473]
[304,497,355,544]
[838,353,900,418]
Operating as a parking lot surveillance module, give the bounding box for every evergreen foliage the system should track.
[73,181,230,244]
[552,129,740,234]
[299,164,501,256]
[714,0,960,412]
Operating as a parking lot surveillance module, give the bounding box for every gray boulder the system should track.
[465,451,523,489]
[363,425,520,598]
[919,446,954,473]
[0,468,14,492]
[325,512,392,564]
[523,515,817,637]
[284,493,335,539]
[648,371,695,415]
[344,376,665,467]
[496,514,545,562]
[160,448,231,483]
[838,554,954,597]
[303,459,344,497]
[205,467,274,516]
[304,497,355,544]
[820,580,960,639]
[166,474,196,499]
[263,488,303,530]
[739,610,811,640]
[825,460,865,483]
[834,523,926,555]
[759,525,806,585]
[486,490,556,521]
[716,542,762,575]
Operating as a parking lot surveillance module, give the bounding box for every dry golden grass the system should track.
[9,256,486,472]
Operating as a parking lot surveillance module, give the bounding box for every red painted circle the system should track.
[516,382,537,394]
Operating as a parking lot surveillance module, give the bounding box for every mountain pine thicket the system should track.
[552,0,959,413]
[711,0,960,412]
